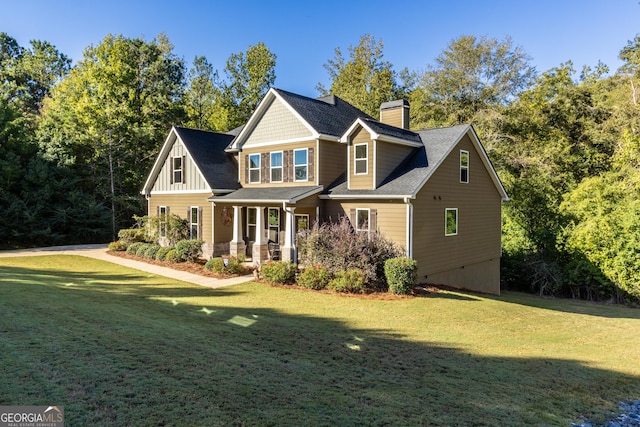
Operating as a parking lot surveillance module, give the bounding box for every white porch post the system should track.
[230,205,245,257]
[281,205,296,262]
[253,206,268,263]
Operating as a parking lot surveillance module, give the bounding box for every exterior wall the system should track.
[242,97,312,146]
[317,139,346,188]
[348,127,374,190]
[411,133,502,294]
[375,141,414,187]
[323,199,408,252]
[148,193,213,253]
[380,107,406,129]
[240,140,316,187]
[151,136,209,192]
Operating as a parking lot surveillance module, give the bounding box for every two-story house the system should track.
[142,88,508,294]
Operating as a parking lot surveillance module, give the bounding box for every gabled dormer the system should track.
[340,101,422,190]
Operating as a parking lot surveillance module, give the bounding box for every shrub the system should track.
[126,242,146,256]
[143,244,161,260]
[225,256,243,274]
[297,217,401,291]
[117,228,147,246]
[385,257,417,295]
[108,241,127,251]
[155,246,173,261]
[297,265,331,290]
[261,261,297,284]
[174,239,204,263]
[135,243,153,258]
[328,269,364,293]
[164,249,180,263]
[205,258,225,273]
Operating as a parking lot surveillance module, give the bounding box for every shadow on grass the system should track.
[0,262,638,426]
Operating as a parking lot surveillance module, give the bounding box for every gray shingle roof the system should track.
[173,127,239,191]
[359,117,422,144]
[325,125,470,198]
[274,89,372,137]
[210,186,323,203]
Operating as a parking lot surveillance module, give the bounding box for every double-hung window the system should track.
[247,208,257,241]
[270,151,283,182]
[159,206,168,237]
[172,156,183,184]
[354,143,368,175]
[190,206,200,239]
[460,150,469,183]
[268,208,280,243]
[356,208,370,236]
[249,154,260,184]
[294,148,308,181]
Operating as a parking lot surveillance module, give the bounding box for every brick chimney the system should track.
[380,99,410,129]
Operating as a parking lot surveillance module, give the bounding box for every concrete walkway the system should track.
[0,244,253,289]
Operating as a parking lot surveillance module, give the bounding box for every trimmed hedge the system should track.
[175,239,204,263]
[297,265,331,290]
[328,269,365,293]
[384,257,417,295]
[126,242,146,256]
[261,261,297,284]
[155,246,173,261]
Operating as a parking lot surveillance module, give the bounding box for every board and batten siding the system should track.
[151,137,209,192]
[323,199,408,252]
[242,97,313,147]
[348,127,374,190]
[411,133,502,294]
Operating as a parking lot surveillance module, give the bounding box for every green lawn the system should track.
[1,255,639,426]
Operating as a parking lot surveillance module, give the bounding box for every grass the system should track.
[0,255,639,426]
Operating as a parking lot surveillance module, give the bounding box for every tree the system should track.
[183,56,221,130]
[220,42,276,130]
[411,35,536,129]
[318,34,411,118]
[38,33,186,239]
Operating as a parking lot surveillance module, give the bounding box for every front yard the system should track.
[1,255,639,426]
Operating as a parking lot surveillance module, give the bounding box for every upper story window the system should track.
[460,150,469,183]
[249,154,261,183]
[294,148,308,181]
[270,151,283,183]
[354,143,368,175]
[445,208,458,236]
[172,156,183,184]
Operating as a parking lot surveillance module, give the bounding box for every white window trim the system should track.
[293,148,308,182]
[295,214,309,233]
[356,208,370,236]
[460,150,469,184]
[189,206,199,239]
[249,153,261,184]
[159,206,168,237]
[172,156,183,184]
[354,143,368,175]
[268,207,280,243]
[246,207,257,240]
[270,151,283,183]
[445,208,458,236]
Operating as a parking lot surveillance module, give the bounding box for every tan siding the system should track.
[317,139,346,187]
[148,193,213,245]
[152,138,209,192]
[349,128,373,190]
[380,108,403,128]
[241,140,317,187]
[375,141,413,187]
[411,133,502,294]
[243,97,312,147]
[323,200,407,251]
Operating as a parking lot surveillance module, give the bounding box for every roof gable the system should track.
[340,117,422,147]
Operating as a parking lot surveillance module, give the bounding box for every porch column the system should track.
[281,205,296,262]
[253,206,268,263]
[230,205,245,257]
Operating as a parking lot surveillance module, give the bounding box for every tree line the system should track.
[1,31,638,300]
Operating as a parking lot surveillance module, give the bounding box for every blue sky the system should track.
[3,0,639,97]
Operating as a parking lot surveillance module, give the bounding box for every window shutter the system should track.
[284,150,291,183]
[370,209,377,233]
[261,153,268,183]
[166,206,170,216]
[156,205,160,217]
[349,209,356,229]
[170,157,174,184]
[308,147,314,182]
[244,155,249,184]
[198,207,203,240]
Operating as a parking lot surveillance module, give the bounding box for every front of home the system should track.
[142,88,508,294]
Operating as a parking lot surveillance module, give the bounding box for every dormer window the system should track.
[460,150,469,183]
[249,154,260,183]
[354,143,368,175]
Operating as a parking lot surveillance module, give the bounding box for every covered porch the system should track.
[208,186,322,264]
